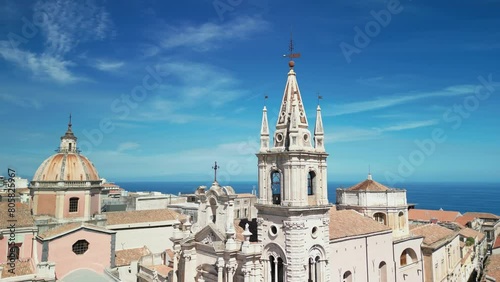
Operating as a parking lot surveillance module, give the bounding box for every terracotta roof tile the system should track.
[234,220,245,241]
[483,254,500,281]
[148,265,172,277]
[493,236,500,250]
[455,215,476,226]
[166,249,174,261]
[408,209,461,222]
[0,259,34,278]
[410,224,457,248]
[38,222,113,240]
[462,212,499,220]
[0,202,34,229]
[105,209,183,226]
[329,208,391,239]
[459,227,485,242]
[115,246,150,267]
[346,179,390,192]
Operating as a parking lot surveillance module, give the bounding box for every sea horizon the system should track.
[114,181,500,216]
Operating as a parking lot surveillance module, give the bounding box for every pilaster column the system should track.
[284,220,307,282]
[55,191,65,219]
[84,190,91,220]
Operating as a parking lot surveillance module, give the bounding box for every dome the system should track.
[33,152,100,182]
[32,116,100,183]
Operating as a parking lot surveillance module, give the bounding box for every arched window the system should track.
[269,256,284,282]
[69,143,72,151]
[398,212,405,229]
[343,271,352,282]
[209,198,217,224]
[69,197,79,212]
[308,256,321,282]
[379,261,387,282]
[271,171,281,205]
[307,171,316,195]
[400,248,418,266]
[373,212,387,225]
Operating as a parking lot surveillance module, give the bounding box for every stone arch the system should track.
[263,243,286,282]
[373,212,387,225]
[400,248,418,266]
[342,270,353,282]
[398,211,405,229]
[379,261,387,282]
[208,197,218,224]
[269,168,283,205]
[307,169,317,196]
[308,245,326,282]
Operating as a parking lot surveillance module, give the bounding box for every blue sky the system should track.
[0,0,499,185]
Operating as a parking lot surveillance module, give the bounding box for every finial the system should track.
[317,93,323,106]
[212,161,220,182]
[368,165,372,180]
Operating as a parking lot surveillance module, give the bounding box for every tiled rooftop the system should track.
[115,246,150,267]
[455,215,476,226]
[462,212,499,220]
[329,208,391,239]
[0,259,34,278]
[0,202,34,229]
[38,222,113,240]
[459,227,485,242]
[409,209,461,222]
[411,224,457,248]
[105,208,183,226]
[345,178,390,192]
[493,235,500,250]
[482,254,500,281]
[148,265,172,277]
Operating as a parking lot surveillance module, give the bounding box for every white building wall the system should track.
[110,224,175,253]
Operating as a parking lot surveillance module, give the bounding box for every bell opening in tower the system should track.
[271,171,281,205]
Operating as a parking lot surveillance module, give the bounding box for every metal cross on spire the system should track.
[212,161,220,182]
[68,113,72,129]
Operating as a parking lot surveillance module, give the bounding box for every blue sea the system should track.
[115,181,500,216]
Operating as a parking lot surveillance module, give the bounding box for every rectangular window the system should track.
[69,197,79,212]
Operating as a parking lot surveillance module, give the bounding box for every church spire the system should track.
[259,104,270,152]
[314,104,325,152]
[272,38,312,151]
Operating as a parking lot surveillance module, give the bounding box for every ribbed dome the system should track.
[33,152,100,181]
[32,117,100,183]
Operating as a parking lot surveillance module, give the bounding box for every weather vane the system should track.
[283,31,301,68]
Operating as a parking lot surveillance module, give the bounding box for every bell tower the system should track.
[255,39,331,282]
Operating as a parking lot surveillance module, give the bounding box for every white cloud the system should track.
[0,41,79,83]
[329,120,439,143]
[92,140,259,181]
[0,93,42,109]
[94,60,124,71]
[34,0,113,56]
[116,142,140,153]
[160,16,269,51]
[121,60,247,124]
[326,84,477,116]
